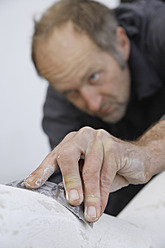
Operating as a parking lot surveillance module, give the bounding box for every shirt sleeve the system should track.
[160,114,165,121]
[42,85,83,149]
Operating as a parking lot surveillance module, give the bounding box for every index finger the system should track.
[24,132,76,188]
[24,152,58,189]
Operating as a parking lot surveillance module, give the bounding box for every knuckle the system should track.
[57,147,75,163]
[78,126,95,136]
[64,131,77,140]
[83,165,99,182]
[101,173,110,186]
[56,148,76,172]
[95,129,109,139]
[64,174,80,188]
[100,174,112,191]
[45,151,55,160]
[82,168,91,181]
[85,194,100,203]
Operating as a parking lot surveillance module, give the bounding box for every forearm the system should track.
[137,119,165,177]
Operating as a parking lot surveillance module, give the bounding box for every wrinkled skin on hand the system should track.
[24,127,151,222]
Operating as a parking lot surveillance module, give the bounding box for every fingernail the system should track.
[88,206,97,218]
[69,189,79,202]
[24,175,37,185]
[85,206,97,220]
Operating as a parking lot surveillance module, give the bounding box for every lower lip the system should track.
[100,105,113,116]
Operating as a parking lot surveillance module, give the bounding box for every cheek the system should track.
[103,72,128,101]
[68,97,86,111]
[101,73,116,94]
[100,80,117,99]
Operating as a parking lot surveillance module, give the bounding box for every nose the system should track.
[80,86,102,112]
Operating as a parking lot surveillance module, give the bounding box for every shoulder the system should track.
[115,0,165,44]
[115,0,165,76]
[146,3,165,51]
[146,1,165,77]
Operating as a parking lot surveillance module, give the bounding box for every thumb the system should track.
[110,174,129,192]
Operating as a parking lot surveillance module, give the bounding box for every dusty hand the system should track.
[24,127,151,222]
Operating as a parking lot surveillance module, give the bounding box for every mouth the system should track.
[99,105,114,116]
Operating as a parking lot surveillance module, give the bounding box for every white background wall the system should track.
[0,0,119,184]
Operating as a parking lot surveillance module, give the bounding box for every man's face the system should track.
[35,22,131,123]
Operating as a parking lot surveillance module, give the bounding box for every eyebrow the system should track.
[54,66,100,94]
[81,67,98,82]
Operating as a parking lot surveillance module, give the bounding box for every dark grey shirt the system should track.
[43,0,165,148]
[42,0,165,215]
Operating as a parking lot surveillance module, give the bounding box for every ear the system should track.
[116,27,130,61]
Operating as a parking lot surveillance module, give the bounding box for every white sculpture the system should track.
[0,172,165,248]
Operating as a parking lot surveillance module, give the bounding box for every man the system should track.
[25,0,165,222]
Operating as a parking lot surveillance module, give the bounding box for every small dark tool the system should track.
[7,180,93,227]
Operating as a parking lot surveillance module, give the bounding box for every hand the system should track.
[24,127,151,222]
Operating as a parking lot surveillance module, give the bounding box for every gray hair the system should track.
[32,0,126,73]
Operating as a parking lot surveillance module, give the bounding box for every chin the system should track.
[101,116,121,124]
[101,108,126,124]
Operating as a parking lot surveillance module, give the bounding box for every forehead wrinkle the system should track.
[43,24,98,82]
[54,56,89,84]
[50,50,93,91]
[35,22,104,90]
[38,41,92,84]
[52,46,104,89]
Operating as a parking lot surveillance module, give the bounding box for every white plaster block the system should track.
[0,184,155,248]
[119,171,165,248]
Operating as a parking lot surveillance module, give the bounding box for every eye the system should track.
[64,89,79,98]
[89,73,100,83]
